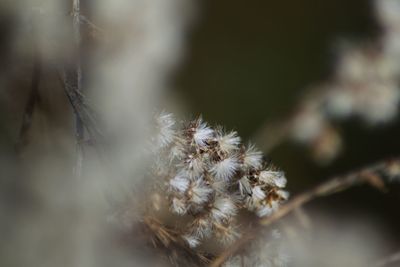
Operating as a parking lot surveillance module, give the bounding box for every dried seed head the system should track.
[150,112,289,251]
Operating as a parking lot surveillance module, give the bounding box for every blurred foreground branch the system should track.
[210,157,400,267]
[71,0,84,178]
[58,68,102,142]
[16,51,41,153]
[375,250,400,267]
[79,15,105,40]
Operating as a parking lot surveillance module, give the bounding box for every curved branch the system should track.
[210,157,400,267]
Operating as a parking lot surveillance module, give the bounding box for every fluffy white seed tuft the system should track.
[156,112,176,148]
[189,179,213,204]
[182,234,201,248]
[217,131,241,153]
[277,189,290,200]
[211,197,237,222]
[259,171,287,188]
[252,186,266,200]
[256,201,279,217]
[238,177,252,196]
[193,120,214,147]
[217,225,240,246]
[169,172,190,193]
[243,145,263,170]
[190,217,212,239]
[186,154,206,177]
[211,157,239,181]
[257,205,274,217]
[172,197,187,215]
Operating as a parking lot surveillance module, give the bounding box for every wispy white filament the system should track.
[257,205,274,217]
[190,179,213,204]
[243,145,263,170]
[182,234,201,248]
[217,131,241,153]
[193,121,214,147]
[156,112,176,148]
[276,189,290,200]
[211,157,239,181]
[170,172,190,193]
[238,177,252,196]
[191,218,212,239]
[252,186,266,200]
[211,197,237,222]
[172,197,187,215]
[259,171,287,188]
[186,154,206,177]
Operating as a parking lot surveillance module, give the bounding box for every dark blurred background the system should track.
[0,0,399,261]
[172,0,400,249]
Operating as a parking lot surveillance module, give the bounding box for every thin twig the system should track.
[210,157,400,267]
[258,160,393,226]
[252,119,292,152]
[58,68,111,181]
[16,51,41,153]
[293,207,312,230]
[252,89,326,152]
[71,0,84,178]
[143,216,213,266]
[79,15,105,39]
[58,69,102,141]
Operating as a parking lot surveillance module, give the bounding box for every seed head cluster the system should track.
[152,112,289,248]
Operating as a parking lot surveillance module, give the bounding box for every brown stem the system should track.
[210,157,400,267]
[143,216,213,266]
[252,119,292,152]
[79,15,105,39]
